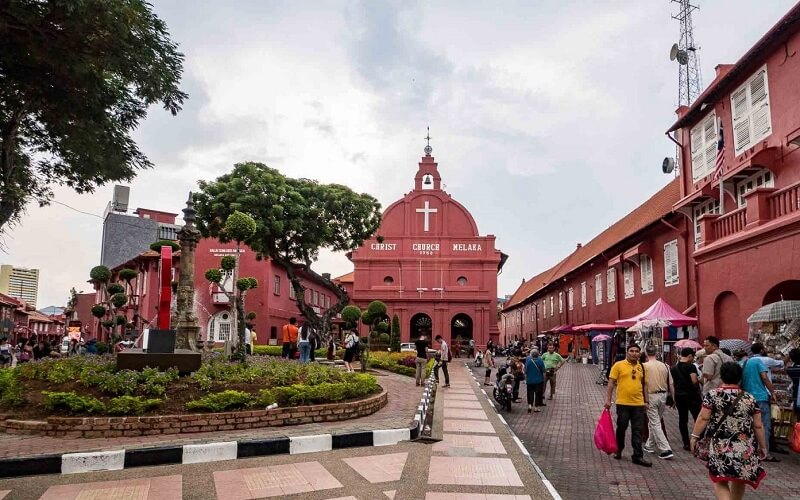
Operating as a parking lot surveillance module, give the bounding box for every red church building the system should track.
[338,145,506,347]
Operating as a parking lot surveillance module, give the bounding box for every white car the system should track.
[400,342,436,356]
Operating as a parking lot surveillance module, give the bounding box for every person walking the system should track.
[702,336,733,395]
[642,345,675,460]
[342,329,359,372]
[414,335,429,387]
[604,344,651,467]
[525,348,546,413]
[434,335,450,388]
[0,337,12,368]
[484,349,496,386]
[740,343,779,463]
[672,347,702,451]
[691,362,766,499]
[244,326,253,356]
[326,336,336,361]
[541,343,565,400]
[297,322,313,363]
[281,317,299,359]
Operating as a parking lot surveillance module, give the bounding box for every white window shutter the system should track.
[664,240,679,286]
[703,116,717,176]
[731,85,751,154]
[568,288,574,310]
[623,263,634,298]
[581,282,587,307]
[690,123,705,181]
[607,268,615,302]
[750,70,771,139]
[595,274,603,305]
[558,292,563,314]
[640,255,654,293]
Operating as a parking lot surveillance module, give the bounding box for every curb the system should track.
[465,362,563,500]
[0,421,421,478]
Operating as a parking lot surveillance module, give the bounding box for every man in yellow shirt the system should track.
[604,344,651,467]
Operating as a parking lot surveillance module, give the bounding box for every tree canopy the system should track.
[0,0,187,232]
[194,162,382,334]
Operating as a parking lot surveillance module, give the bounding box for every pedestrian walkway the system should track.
[471,360,799,500]
[0,363,554,499]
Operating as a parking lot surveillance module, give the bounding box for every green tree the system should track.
[203,211,258,362]
[359,301,387,372]
[391,314,401,352]
[194,162,381,342]
[0,0,187,233]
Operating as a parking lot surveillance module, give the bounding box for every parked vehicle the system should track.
[475,351,483,367]
[493,365,514,412]
[60,336,70,354]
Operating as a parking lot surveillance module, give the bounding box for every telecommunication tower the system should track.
[670,0,703,107]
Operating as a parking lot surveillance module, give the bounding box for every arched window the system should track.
[208,312,232,342]
[383,276,394,285]
[457,276,468,286]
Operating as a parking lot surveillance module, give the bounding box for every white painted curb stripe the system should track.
[62,450,125,474]
[513,435,529,456]
[373,428,411,447]
[182,441,237,464]
[497,414,506,425]
[290,434,332,454]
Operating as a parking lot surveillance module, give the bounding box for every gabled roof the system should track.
[668,2,800,132]
[504,178,681,311]
[333,271,354,283]
[27,310,54,323]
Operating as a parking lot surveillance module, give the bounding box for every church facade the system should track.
[338,146,505,347]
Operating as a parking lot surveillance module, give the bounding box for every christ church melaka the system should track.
[335,143,506,347]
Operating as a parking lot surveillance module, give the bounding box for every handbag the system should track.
[694,391,745,461]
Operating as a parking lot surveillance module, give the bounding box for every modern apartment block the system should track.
[0,265,40,308]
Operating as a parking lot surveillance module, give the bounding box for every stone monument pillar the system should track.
[173,192,202,351]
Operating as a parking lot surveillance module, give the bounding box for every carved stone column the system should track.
[173,192,202,351]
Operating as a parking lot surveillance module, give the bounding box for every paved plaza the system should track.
[0,365,551,499]
[469,360,800,500]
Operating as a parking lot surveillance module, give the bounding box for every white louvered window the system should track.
[690,111,717,181]
[542,300,546,319]
[581,282,587,307]
[607,268,616,302]
[568,288,574,311]
[694,198,721,247]
[623,262,634,299]
[595,274,603,305]
[735,169,774,208]
[731,66,771,156]
[664,240,679,287]
[549,296,554,317]
[558,292,563,314]
[640,255,654,294]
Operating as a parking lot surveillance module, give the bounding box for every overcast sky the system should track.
[1,0,795,309]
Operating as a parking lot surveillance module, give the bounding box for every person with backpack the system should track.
[434,335,450,387]
[343,329,359,372]
[297,322,314,363]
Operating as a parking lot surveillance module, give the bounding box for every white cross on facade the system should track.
[415,200,438,232]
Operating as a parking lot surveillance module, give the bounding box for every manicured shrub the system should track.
[0,370,25,407]
[42,391,106,415]
[107,396,162,416]
[185,390,251,412]
[107,283,125,295]
[150,240,180,252]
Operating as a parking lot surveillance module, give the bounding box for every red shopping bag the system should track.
[594,408,619,455]
[790,423,800,453]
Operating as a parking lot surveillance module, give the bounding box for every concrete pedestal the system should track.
[116,349,202,374]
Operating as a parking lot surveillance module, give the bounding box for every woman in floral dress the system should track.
[691,362,767,500]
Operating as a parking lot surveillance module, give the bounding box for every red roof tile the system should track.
[505,178,681,310]
[334,271,354,283]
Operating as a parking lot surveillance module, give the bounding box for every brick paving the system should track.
[0,371,417,459]
[470,361,799,500]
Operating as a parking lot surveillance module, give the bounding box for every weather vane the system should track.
[424,126,433,156]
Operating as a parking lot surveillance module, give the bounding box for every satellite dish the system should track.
[669,43,679,61]
[662,157,675,174]
[676,49,689,65]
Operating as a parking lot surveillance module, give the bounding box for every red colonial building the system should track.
[501,178,696,343]
[338,146,506,346]
[503,2,800,343]
[669,2,800,339]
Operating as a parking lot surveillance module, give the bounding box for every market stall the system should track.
[747,300,800,440]
[616,298,697,364]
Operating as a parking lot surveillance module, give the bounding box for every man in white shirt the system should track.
[244,327,252,355]
[434,335,450,388]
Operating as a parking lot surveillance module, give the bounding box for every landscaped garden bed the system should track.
[0,355,380,419]
[369,352,435,377]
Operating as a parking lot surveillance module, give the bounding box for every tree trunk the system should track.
[273,256,350,345]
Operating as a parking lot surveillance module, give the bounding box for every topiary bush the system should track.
[205,269,223,283]
[150,240,180,252]
[89,265,112,283]
[91,304,107,318]
[220,255,236,270]
[118,268,138,282]
[110,293,128,307]
[107,283,125,295]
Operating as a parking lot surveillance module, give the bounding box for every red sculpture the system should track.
[158,246,173,330]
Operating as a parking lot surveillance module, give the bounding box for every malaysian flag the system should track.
[713,122,725,180]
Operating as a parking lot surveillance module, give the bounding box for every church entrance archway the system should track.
[714,291,741,339]
[451,313,473,343]
[410,313,433,341]
[763,280,800,305]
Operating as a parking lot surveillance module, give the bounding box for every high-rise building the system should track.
[0,265,40,308]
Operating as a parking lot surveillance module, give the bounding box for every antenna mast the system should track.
[671,0,703,107]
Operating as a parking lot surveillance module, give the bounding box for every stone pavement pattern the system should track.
[0,364,552,499]
[471,360,800,500]
[0,371,415,459]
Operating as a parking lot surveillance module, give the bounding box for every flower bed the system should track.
[0,356,380,419]
[369,352,435,377]
[252,345,345,358]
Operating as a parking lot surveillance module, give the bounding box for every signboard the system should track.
[67,325,82,341]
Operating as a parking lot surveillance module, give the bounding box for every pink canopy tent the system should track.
[615,298,697,327]
[574,323,618,332]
